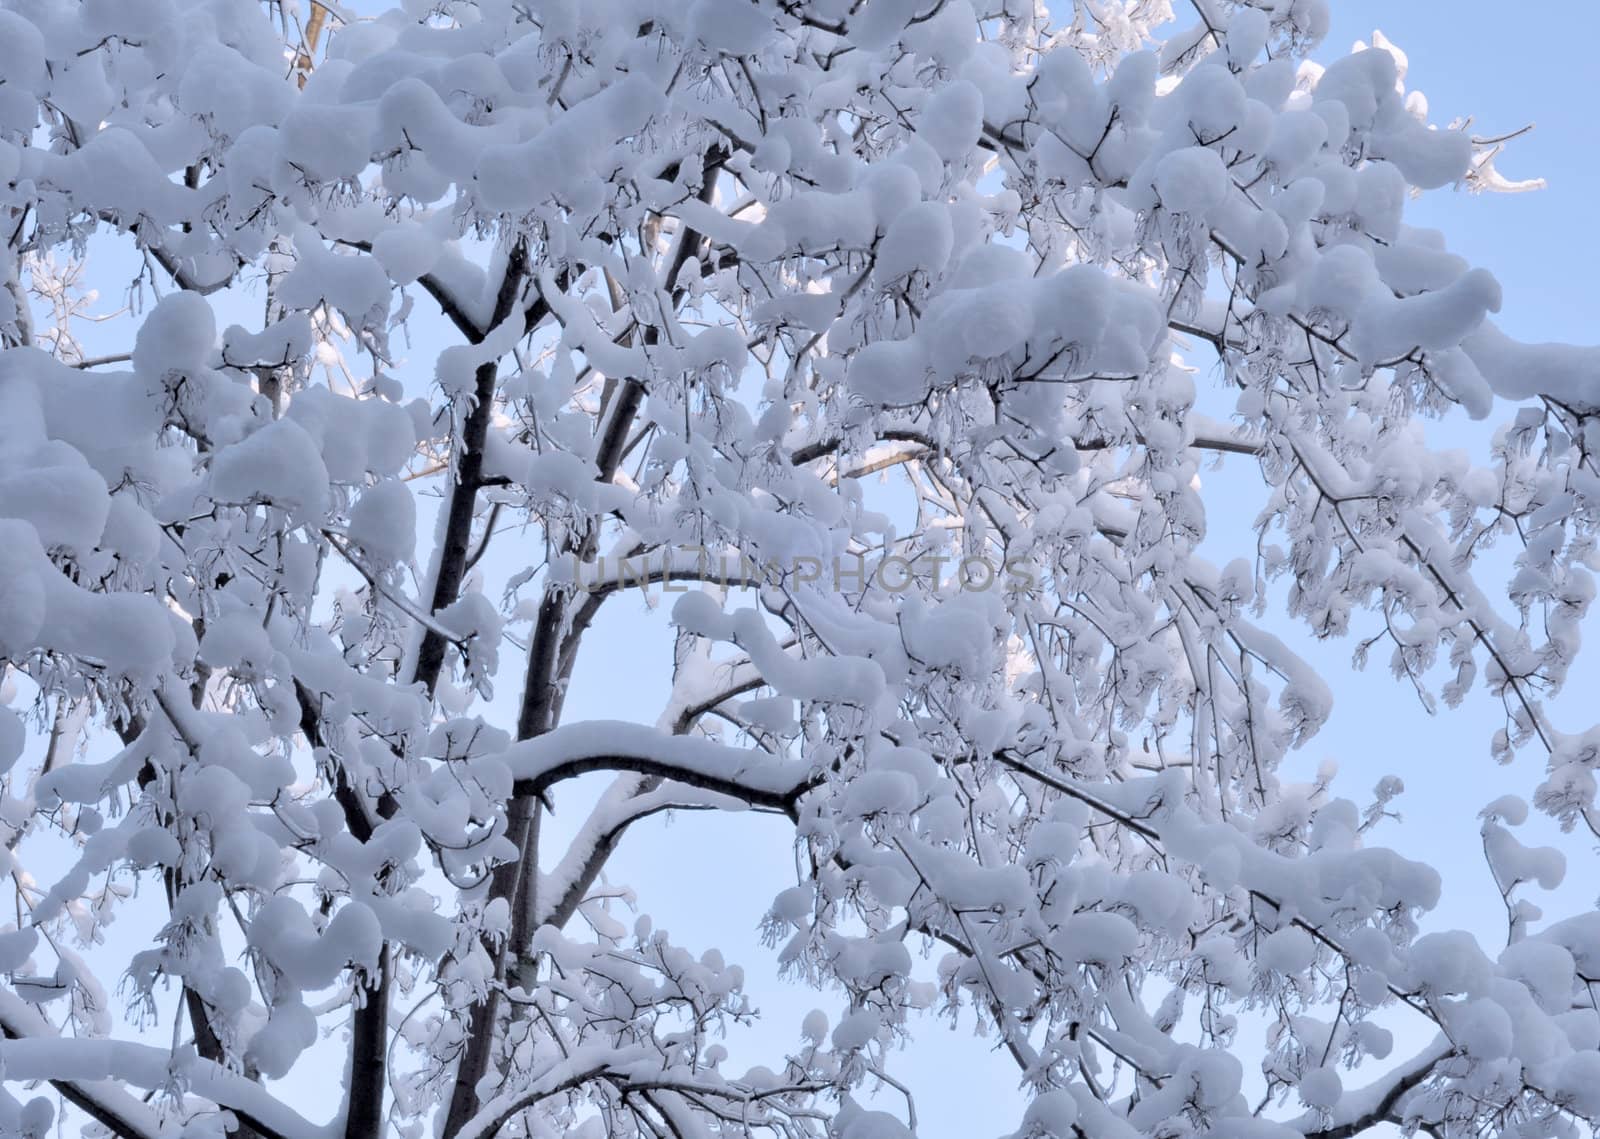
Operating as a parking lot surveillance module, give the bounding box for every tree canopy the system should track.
[1,2,1599,1138]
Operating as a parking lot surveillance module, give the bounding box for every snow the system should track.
[124,825,181,869]
[1354,160,1407,241]
[1287,243,1372,318]
[872,201,954,285]
[131,291,215,380]
[1350,265,1502,366]
[0,990,323,1139]
[1153,146,1230,215]
[1462,320,1600,409]
[835,1102,912,1139]
[0,512,175,675]
[0,708,21,777]
[918,79,984,162]
[0,11,46,96]
[278,234,394,332]
[250,896,383,992]
[473,76,657,214]
[1298,1066,1342,1109]
[373,75,514,185]
[841,769,917,818]
[0,928,36,973]
[178,42,294,144]
[689,0,775,56]
[1017,1089,1079,1137]
[348,479,417,566]
[1482,819,1566,891]
[278,103,373,182]
[198,612,275,676]
[1555,1052,1600,1116]
[847,338,931,406]
[925,282,1037,372]
[286,387,418,481]
[1259,926,1317,974]
[831,1009,882,1051]
[371,221,445,287]
[1452,998,1514,1060]
[222,315,314,370]
[40,128,190,228]
[0,458,110,557]
[494,720,811,802]
[210,417,331,523]
[1178,62,1248,139]
[1266,110,1330,178]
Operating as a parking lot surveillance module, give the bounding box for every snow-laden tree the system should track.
[2,1,1600,1137]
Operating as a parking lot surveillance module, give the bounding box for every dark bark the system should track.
[440,154,726,1139]
[345,946,392,1139]
[414,241,534,697]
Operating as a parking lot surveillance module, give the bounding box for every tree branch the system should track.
[499,720,810,810]
[413,239,533,697]
[1296,1038,1448,1139]
[0,992,315,1139]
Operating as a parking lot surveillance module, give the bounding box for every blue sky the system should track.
[1326,3,1600,346]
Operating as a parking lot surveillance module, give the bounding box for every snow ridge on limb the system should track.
[493,719,813,808]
